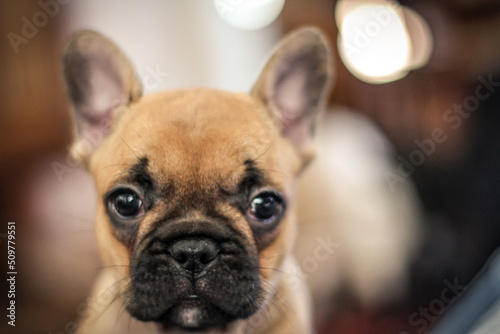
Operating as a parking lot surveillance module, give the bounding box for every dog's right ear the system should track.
[62,30,142,163]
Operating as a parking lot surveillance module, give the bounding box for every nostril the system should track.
[200,250,217,264]
[200,253,209,264]
[176,253,188,265]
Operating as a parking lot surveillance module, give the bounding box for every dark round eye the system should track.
[109,191,145,220]
[247,192,284,224]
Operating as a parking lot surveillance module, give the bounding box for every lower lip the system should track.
[178,298,203,308]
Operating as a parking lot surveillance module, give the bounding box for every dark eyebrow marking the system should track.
[238,159,264,195]
[129,157,154,192]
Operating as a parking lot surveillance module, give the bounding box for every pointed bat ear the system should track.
[62,30,143,163]
[251,27,333,165]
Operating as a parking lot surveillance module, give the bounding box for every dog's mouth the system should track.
[156,295,234,331]
[127,232,262,331]
[128,277,257,331]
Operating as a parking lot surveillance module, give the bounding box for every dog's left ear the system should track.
[252,27,333,165]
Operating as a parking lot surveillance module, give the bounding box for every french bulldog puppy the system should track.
[62,27,332,333]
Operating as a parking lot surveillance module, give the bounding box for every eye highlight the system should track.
[108,190,146,220]
[247,191,285,226]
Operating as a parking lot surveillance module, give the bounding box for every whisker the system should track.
[258,252,288,260]
[254,145,272,162]
[85,276,132,324]
[258,266,288,274]
[95,264,133,271]
[261,168,289,178]
[119,136,142,160]
[98,162,136,171]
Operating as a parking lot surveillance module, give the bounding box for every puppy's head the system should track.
[63,28,331,331]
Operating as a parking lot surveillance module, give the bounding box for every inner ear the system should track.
[275,62,310,127]
[62,30,143,162]
[67,55,128,124]
[251,27,333,163]
[274,51,329,142]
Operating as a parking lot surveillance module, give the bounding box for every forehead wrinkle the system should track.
[135,201,171,243]
[193,134,275,195]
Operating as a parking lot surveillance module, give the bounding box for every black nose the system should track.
[169,237,219,274]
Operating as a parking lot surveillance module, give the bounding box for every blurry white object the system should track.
[336,0,432,84]
[214,0,285,30]
[295,109,422,319]
[64,0,281,93]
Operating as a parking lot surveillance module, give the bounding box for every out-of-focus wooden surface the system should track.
[0,1,95,334]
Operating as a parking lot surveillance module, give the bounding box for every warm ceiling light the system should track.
[214,0,285,30]
[336,0,432,84]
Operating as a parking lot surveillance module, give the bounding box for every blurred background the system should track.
[2,0,500,333]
